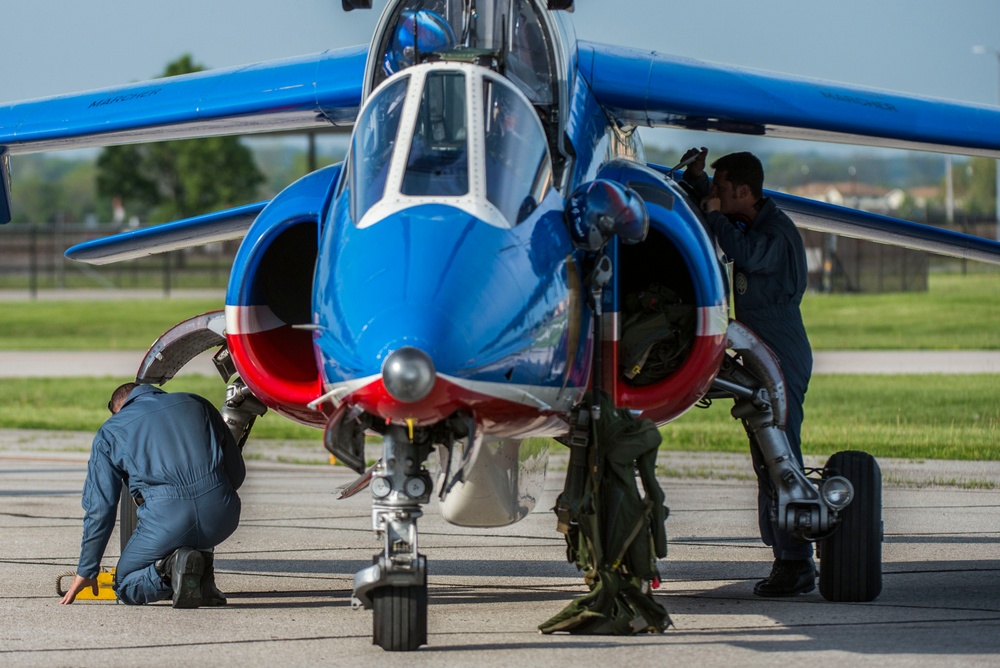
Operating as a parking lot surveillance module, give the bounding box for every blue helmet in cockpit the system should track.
[383,9,457,76]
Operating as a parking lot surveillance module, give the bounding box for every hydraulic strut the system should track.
[710,321,852,538]
[352,425,432,609]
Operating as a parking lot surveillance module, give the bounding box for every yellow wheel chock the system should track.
[56,568,118,601]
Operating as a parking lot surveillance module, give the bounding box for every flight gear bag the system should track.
[540,392,671,635]
[619,283,695,385]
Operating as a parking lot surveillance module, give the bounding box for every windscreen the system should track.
[350,76,409,221]
[484,77,551,224]
[401,71,469,196]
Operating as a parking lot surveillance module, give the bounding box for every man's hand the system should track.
[59,575,99,604]
[681,146,708,177]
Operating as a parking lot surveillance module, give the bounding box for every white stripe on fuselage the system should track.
[321,373,584,415]
[225,304,285,335]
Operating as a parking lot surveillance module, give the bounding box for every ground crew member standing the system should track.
[683,148,816,597]
[59,382,245,608]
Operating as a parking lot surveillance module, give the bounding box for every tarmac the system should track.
[2,432,999,667]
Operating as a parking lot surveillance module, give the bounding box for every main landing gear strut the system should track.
[708,320,883,602]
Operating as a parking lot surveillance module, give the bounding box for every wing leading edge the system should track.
[772,192,1000,266]
[64,202,269,265]
[0,44,367,224]
[579,42,1000,158]
[646,166,1000,266]
[0,45,368,156]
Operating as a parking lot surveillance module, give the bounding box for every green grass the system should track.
[0,270,996,461]
[0,376,320,439]
[801,271,1000,350]
[664,374,998,461]
[2,374,996,461]
[0,299,222,349]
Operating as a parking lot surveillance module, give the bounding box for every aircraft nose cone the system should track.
[382,346,437,403]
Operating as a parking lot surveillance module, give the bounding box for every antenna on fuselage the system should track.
[461,0,477,47]
[342,0,372,10]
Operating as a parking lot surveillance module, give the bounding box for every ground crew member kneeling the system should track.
[59,382,245,608]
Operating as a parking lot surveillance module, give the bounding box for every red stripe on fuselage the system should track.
[227,327,326,427]
[611,333,726,424]
[346,375,558,432]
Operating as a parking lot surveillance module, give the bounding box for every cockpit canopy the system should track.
[368,0,557,106]
[348,63,553,230]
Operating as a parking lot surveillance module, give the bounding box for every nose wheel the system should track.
[372,578,428,651]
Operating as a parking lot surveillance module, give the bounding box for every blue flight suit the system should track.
[687,171,813,561]
[76,385,245,605]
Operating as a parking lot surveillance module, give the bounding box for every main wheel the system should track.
[372,583,428,651]
[119,487,138,552]
[818,450,883,602]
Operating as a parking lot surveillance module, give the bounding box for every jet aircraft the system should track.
[3,0,1000,652]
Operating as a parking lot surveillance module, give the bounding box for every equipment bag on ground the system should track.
[539,391,671,635]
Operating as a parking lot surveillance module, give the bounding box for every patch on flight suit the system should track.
[735,271,748,295]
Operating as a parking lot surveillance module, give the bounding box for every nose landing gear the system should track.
[351,425,433,651]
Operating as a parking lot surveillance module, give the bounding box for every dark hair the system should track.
[109,382,138,414]
[711,151,764,199]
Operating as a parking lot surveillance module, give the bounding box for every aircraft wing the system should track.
[0,45,367,157]
[645,165,1000,265]
[579,42,1000,158]
[771,191,1000,265]
[64,201,269,265]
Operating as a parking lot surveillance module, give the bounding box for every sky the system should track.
[3,0,1000,155]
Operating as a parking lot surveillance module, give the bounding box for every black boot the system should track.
[200,551,227,606]
[753,558,815,597]
[155,547,205,608]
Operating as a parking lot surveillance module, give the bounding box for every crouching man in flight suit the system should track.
[60,382,245,608]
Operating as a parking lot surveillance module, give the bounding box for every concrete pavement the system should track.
[1,433,999,666]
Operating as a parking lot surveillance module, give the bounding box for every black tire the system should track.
[119,487,138,552]
[818,450,883,602]
[372,584,428,651]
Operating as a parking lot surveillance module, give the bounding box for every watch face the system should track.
[371,476,392,498]
[404,477,427,498]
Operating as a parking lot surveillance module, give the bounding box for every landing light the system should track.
[382,347,436,403]
[821,476,854,511]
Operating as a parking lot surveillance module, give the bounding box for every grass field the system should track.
[666,374,998,461]
[802,271,1000,350]
[2,373,996,461]
[0,270,996,461]
[0,298,222,350]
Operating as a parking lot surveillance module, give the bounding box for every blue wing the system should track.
[583,42,1000,264]
[772,191,1000,264]
[0,46,367,156]
[64,202,268,265]
[579,42,1000,158]
[0,45,365,226]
